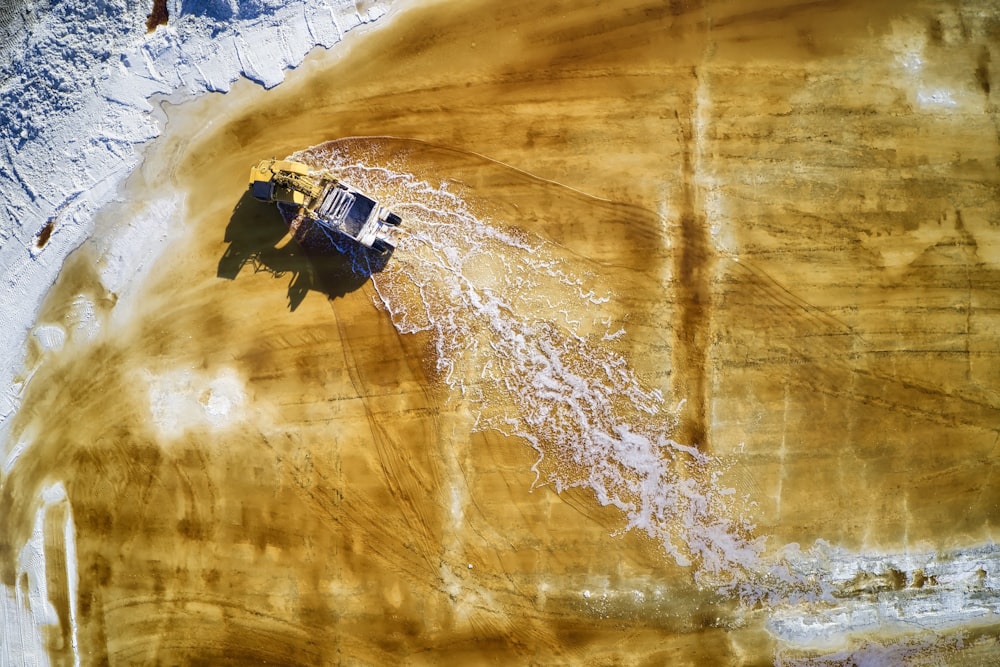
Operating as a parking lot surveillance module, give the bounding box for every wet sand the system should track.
[3,0,1000,663]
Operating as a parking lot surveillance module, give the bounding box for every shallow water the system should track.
[3,0,1000,663]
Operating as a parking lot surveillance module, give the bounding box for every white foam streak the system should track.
[295,143,761,580]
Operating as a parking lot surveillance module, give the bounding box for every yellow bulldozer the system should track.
[249,159,402,255]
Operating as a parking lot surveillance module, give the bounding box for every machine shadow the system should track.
[218,192,392,310]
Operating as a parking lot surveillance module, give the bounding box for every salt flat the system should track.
[2,0,1000,664]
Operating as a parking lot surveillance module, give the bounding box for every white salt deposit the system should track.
[92,195,178,305]
[145,366,247,439]
[2,436,31,475]
[883,16,972,113]
[765,542,1000,649]
[65,295,99,344]
[916,88,959,107]
[30,325,65,352]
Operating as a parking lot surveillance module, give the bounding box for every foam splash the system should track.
[292,142,762,583]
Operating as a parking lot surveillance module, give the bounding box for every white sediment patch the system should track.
[883,15,974,113]
[915,88,959,108]
[31,325,66,353]
[65,295,100,344]
[64,491,80,667]
[144,366,248,440]
[761,541,1000,664]
[2,436,31,476]
[93,195,179,307]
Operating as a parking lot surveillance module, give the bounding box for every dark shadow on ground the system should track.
[218,192,392,310]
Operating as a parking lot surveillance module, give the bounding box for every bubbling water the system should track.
[292,140,762,584]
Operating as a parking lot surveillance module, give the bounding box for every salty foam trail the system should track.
[291,145,1000,655]
[293,142,762,582]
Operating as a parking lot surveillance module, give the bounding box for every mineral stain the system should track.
[146,0,168,32]
[35,218,54,248]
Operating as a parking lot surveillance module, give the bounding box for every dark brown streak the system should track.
[145,0,168,33]
[35,219,55,248]
[671,82,713,453]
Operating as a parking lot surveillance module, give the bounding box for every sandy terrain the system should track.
[2,0,1000,663]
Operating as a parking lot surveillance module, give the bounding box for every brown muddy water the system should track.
[3,0,1000,664]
